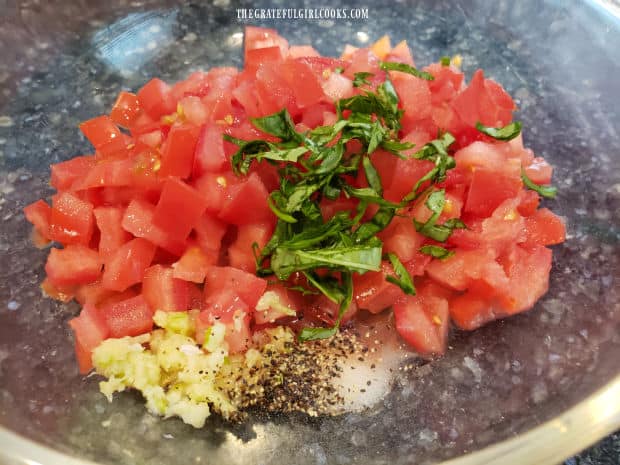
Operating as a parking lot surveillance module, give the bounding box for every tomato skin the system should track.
[24,199,52,240]
[159,125,200,179]
[68,304,110,373]
[93,206,131,258]
[48,192,94,246]
[142,264,192,312]
[152,178,208,241]
[45,245,102,287]
[110,91,142,128]
[100,294,154,338]
[102,238,156,292]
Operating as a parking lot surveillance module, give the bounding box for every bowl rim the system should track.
[0,373,618,465]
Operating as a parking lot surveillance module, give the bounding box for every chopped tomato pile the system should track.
[24,27,565,374]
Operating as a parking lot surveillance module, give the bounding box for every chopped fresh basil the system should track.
[521,168,558,198]
[385,253,416,295]
[352,71,374,87]
[419,245,455,260]
[475,121,522,141]
[440,56,451,66]
[380,61,435,81]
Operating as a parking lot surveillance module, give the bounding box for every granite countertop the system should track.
[567,431,620,465]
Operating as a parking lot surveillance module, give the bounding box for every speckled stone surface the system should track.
[0,1,618,464]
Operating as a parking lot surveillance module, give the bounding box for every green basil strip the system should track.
[475,121,522,141]
[380,61,435,81]
[385,253,416,295]
[521,168,558,198]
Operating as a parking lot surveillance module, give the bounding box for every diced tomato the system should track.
[93,206,131,258]
[142,264,192,312]
[75,280,118,306]
[517,190,540,217]
[303,294,358,327]
[246,46,283,74]
[152,178,208,241]
[464,168,522,217]
[41,278,75,302]
[282,58,326,108]
[102,238,156,291]
[100,294,153,337]
[449,287,499,330]
[79,116,125,156]
[68,304,110,373]
[384,40,414,66]
[288,45,320,58]
[204,266,267,309]
[122,199,186,256]
[48,192,94,245]
[159,124,200,178]
[137,78,175,119]
[193,213,227,255]
[393,288,449,355]
[379,216,425,263]
[45,245,102,287]
[50,156,95,191]
[172,246,214,283]
[244,26,289,59]
[24,199,52,240]
[524,157,553,185]
[193,124,227,176]
[228,222,274,272]
[497,245,552,315]
[170,71,210,102]
[353,262,405,314]
[392,72,432,122]
[110,91,142,128]
[178,95,208,126]
[72,158,135,191]
[426,248,508,292]
[523,208,566,247]
[218,172,274,225]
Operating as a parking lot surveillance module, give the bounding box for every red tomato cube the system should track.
[93,206,131,258]
[353,262,405,314]
[218,172,274,225]
[137,78,175,119]
[45,245,102,287]
[68,304,110,373]
[50,155,95,191]
[152,178,208,240]
[142,264,192,312]
[159,125,200,179]
[228,222,274,272]
[204,266,267,309]
[102,238,156,291]
[193,124,227,176]
[48,192,94,245]
[24,199,52,240]
[110,91,142,128]
[100,294,154,338]
[172,246,215,283]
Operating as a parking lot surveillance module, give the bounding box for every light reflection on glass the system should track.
[92,11,177,73]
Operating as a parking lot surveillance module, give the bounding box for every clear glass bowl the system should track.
[0,1,618,464]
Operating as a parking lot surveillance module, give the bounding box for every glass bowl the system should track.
[0,1,618,464]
